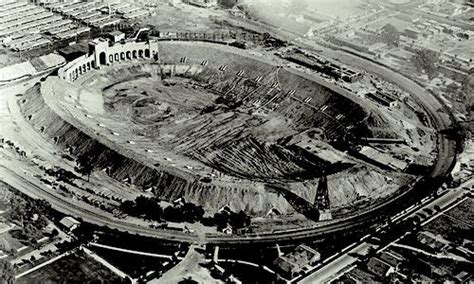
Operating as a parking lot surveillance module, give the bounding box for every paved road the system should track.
[89,243,174,260]
[15,250,73,279]
[298,242,370,284]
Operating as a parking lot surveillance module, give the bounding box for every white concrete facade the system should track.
[58,38,159,82]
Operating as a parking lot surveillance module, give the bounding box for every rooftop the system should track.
[59,216,80,229]
[109,31,125,36]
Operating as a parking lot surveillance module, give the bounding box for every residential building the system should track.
[273,244,321,279]
[59,216,80,232]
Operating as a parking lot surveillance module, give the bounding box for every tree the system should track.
[212,210,251,231]
[411,49,439,80]
[220,0,239,8]
[121,196,163,221]
[120,200,136,214]
[19,223,43,244]
[75,154,94,181]
[0,259,14,284]
[232,210,251,228]
[33,199,52,216]
[180,203,204,223]
[380,24,400,47]
[35,215,49,230]
[7,196,27,226]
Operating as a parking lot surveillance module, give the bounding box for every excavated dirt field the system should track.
[19,42,424,220]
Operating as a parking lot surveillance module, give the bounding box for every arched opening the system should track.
[120,52,125,60]
[78,67,82,75]
[99,52,106,65]
[138,49,144,58]
[144,49,150,58]
[132,50,137,59]
[109,54,114,63]
[114,53,119,61]
[82,64,86,73]
[126,51,131,59]
[86,62,91,70]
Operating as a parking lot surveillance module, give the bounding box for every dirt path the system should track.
[152,245,221,284]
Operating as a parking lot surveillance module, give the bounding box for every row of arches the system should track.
[99,48,151,65]
[69,60,94,81]
[67,47,153,82]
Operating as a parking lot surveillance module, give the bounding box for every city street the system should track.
[297,179,472,283]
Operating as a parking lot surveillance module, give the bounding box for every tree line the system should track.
[120,196,251,232]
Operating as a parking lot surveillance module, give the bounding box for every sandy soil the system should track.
[152,245,221,284]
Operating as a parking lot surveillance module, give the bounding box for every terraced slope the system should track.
[19,42,413,219]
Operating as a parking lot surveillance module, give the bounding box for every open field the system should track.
[92,247,173,279]
[16,250,124,283]
[134,1,226,32]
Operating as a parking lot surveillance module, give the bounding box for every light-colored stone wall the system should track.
[58,39,159,82]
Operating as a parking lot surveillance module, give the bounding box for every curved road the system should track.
[0,42,457,245]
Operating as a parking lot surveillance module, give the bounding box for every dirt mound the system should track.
[20,83,295,216]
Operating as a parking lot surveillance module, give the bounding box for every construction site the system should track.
[0,0,469,282]
[10,37,439,236]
